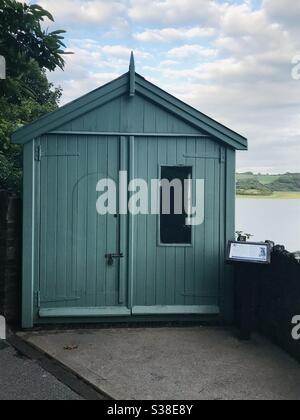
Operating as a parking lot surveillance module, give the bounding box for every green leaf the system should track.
[30,4,54,22]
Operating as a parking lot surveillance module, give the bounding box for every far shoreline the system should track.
[237,192,300,199]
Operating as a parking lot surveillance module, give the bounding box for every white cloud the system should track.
[38,0,126,25]
[101,45,151,59]
[165,77,300,173]
[134,27,215,43]
[167,45,217,59]
[128,0,222,25]
[263,0,300,30]
[221,4,269,37]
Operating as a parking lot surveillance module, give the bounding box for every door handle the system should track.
[105,253,124,266]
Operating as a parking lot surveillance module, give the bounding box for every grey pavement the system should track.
[19,327,300,400]
[0,340,82,400]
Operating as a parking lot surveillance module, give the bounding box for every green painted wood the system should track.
[165,138,177,305]
[184,138,196,306]
[175,138,187,307]
[23,136,233,325]
[38,135,127,315]
[134,136,148,306]
[202,139,218,298]
[132,305,220,315]
[96,136,109,306]
[50,131,211,137]
[56,137,68,299]
[33,138,41,325]
[132,136,223,313]
[218,146,226,319]
[86,136,98,306]
[12,71,247,151]
[129,52,136,97]
[39,307,131,318]
[156,137,167,306]
[127,136,135,310]
[221,148,236,323]
[119,137,129,304]
[146,137,158,306]
[106,137,120,306]
[56,94,203,135]
[194,138,206,305]
[22,140,36,328]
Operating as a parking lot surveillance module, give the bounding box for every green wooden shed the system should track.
[12,54,247,328]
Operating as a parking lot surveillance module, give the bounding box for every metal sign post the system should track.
[0,55,6,80]
[0,316,6,340]
[227,241,272,340]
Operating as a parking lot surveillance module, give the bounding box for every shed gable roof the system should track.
[12,71,248,150]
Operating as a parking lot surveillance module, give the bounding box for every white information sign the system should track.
[227,242,271,264]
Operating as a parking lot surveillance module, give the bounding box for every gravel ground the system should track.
[0,340,82,400]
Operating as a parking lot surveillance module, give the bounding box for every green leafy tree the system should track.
[0,0,69,192]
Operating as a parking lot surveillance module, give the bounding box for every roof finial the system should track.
[129,51,135,71]
[129,51,136,97]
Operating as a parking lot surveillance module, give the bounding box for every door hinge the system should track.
[36,291,41,308]
[35,146,42,161]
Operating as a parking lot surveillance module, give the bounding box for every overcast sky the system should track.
[38,0,300,173]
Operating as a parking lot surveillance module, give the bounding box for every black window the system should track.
[160,166,192,245]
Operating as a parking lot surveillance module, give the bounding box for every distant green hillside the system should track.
[237,173,300,196]
[270,174,300,191]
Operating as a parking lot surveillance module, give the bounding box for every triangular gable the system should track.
[135,74,247,150]
[12,71,248,150]
[54,90,205,135]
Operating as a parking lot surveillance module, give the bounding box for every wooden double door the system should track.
[37,135,224,319]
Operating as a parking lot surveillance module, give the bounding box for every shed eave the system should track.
[11,72,130,145]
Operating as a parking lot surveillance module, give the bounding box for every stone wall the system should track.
[0,190,22,325]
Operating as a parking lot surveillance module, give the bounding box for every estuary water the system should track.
[236,198,300,252]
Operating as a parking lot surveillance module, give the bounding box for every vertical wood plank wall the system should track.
[38,135,120,311]
[23,92,237,325]
[132,136,225,310]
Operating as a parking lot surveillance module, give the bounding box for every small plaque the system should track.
[227,241,271,264]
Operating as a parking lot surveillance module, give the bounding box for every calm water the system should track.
[236,198,300,252]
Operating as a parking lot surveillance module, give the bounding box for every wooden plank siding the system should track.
[55,94,203,135]
[132,136,225,311]
[38,135,123,312]
[16,70,245,326]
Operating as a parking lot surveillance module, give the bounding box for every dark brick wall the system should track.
[235,246,300,362]
[255,248,300,362]
[0,190,22,325]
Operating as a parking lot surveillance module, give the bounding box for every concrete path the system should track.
[18,327,300,400]
[0,340,82,400]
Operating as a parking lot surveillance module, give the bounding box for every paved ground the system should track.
[18,327,300,400]
[0,340,82,400]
